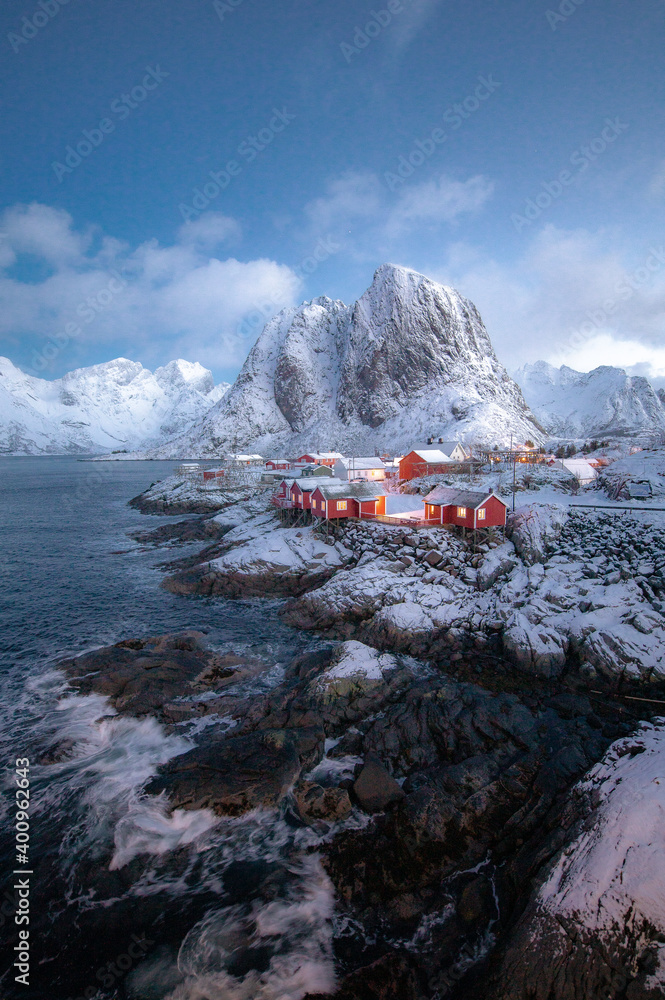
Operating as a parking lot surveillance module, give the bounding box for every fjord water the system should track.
[0,457,334,1000]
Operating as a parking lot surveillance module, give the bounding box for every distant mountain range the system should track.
[0,357,229,455]
[514,361,665,441]
[3,266,664,458]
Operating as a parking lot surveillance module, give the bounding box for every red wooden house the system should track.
[310,483,387,520]
[423,486,508,529]
[399,449,458,481]
[296,452,344,468]
[266,459,291,471]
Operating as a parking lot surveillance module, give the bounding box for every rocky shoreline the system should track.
[53,625,665,1000]
[45,479,665,999]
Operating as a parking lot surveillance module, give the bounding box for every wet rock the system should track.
[129,515,231,545]
[147,728,313,816]
[457,876,493,925]
[59,632,249,721]
[353,755,405,813]
[294,780,353,825]
[322,952,423,1000]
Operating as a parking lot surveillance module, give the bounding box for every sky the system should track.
[0,0,664,387]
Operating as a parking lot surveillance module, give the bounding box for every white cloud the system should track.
[0,205,301,374]
[304,170,493,251]
[389,0,444,53]
[385,175,494,236]
[430,225,665,379]
[3,203,90,265]
[177,212,241,250]
[305,172,384,233]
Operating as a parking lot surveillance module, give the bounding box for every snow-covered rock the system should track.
[515,360,665,441]
[0,356,229,455]
[486,721,665,999]
[144,264,543,457]
[507,504,568,565]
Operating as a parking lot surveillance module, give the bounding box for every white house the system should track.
[555,458,598,485]
[334,457,386,481]
[422,440,470,462]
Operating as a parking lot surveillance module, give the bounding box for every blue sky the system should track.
[1,0,664,385]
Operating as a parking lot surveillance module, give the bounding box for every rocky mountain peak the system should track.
[144,264,542,458]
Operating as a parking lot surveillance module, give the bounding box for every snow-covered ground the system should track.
[283,503,665,682]
[540,721,665,989]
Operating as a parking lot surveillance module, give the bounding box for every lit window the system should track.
[478,508,486,520]
[457,506,466,517]
[338,501,347,510]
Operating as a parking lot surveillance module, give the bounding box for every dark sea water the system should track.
[0,458,336,1000]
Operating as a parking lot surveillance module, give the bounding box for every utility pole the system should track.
[511,433,516,512]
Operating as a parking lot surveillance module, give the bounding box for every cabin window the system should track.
[338,501,347,510]
[457,506,466,517]
[477,508,486,520]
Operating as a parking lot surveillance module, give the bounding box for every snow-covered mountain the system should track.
[0,357,229,455]
[515,361,665,440]
[144,264,543,458]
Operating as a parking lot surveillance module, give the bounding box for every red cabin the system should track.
[296,452,343,468]
[266,459,290,470]
[399,449,457,481]
[310,484,387,520]
[424,486,507,529]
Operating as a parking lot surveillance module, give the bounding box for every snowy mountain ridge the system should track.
[143,264,543,458]
[514,360,665,441]
[0,356,229,455]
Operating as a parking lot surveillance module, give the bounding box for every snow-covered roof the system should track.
[283,477,345,492]
[424,485,507,509]
[407,449,452,463]
[416,440,466,455]
[231,453,263,461]
[313,482,387,500]
[336,456,386,470]
[560,459,597,475]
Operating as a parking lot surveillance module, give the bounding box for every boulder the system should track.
[502,612,568,678]
[507,505,568,565]
[353,755,405,813]
[147,728,312,816]
[294,781,353,825]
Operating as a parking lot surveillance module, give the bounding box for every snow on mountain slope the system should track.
[0,356,229,455]
[515,360,665,440]
[145,264,542,458]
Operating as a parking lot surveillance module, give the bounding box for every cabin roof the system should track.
[424,485,508,510]
[406,449,452,463]
[313,482,387,500]
[336,456,385,469]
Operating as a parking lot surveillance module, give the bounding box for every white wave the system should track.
[111,800,220,870]
[145,855,337,1000]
